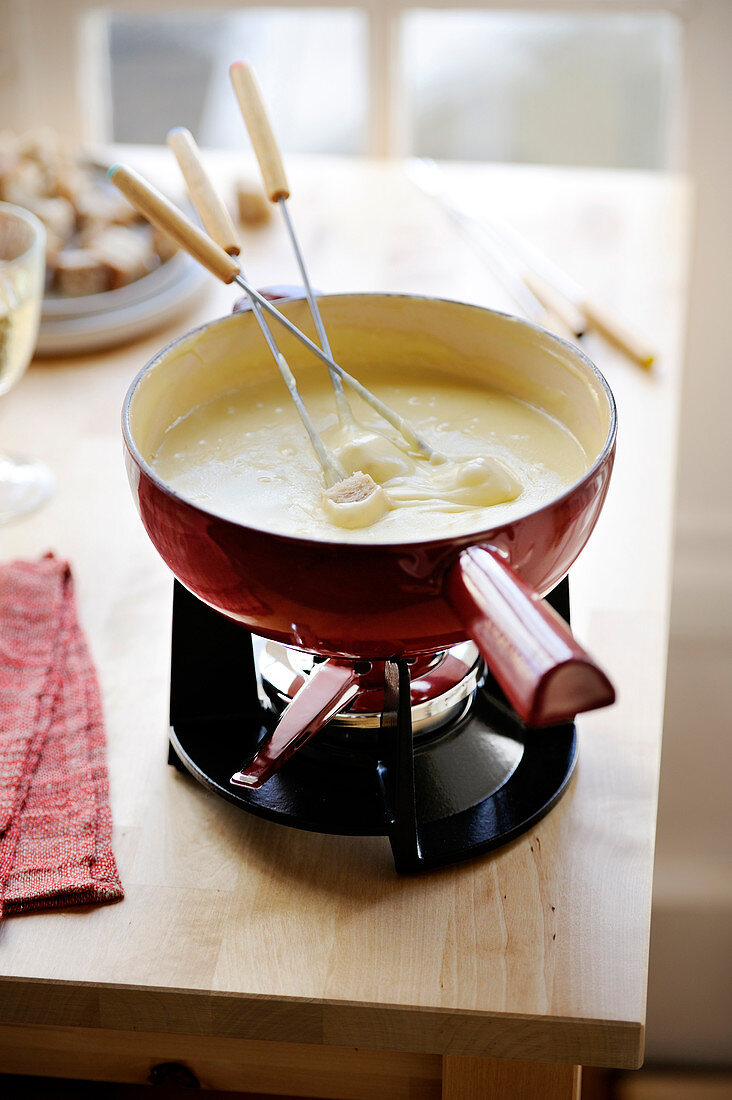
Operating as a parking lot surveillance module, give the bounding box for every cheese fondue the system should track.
[151,362,590,543]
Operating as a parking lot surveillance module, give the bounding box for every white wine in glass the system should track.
[0,201,54,522]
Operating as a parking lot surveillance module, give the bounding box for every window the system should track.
[108,9,368,154]
[95,5,681,170]
[402,11,681,169]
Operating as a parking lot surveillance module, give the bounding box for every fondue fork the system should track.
[170,120,352,426]
[229,62,352,425]
[157,132,345,487]
[480,212,657,368]
[410,158,656,368]
[408,159,578,338]
[109,164,440,462]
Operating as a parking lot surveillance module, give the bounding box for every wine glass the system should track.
[0,201,54,522]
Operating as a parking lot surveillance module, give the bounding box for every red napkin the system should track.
[0,557,123,917]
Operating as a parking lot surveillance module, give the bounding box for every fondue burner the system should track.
[168,579,577,873]
[257,642,483,735]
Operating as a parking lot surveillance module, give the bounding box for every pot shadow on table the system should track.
[181,761,539,902]
[170,763,411,895]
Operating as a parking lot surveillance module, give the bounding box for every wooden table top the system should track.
[0,150,689,1071]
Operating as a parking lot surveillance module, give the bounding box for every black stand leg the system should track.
[169,580,262,778]
[382,658,423,872]
[168,740,187,773]
[170,580,258,729]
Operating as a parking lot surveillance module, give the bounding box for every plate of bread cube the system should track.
[0,129,207,354]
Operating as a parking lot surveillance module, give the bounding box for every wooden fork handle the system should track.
[109,163,240,283]
[167,127,240,255]
[230,61,290,202]
[581,297,655,369]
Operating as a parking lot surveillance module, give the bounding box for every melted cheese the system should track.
[151,364,590,543]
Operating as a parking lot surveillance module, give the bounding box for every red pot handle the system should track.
[445,546,615,727]
[230,659,360,788]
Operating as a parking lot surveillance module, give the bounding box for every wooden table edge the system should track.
[0,1021,600,1099]
[0,976,645,1069]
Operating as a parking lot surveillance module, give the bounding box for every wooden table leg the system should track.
[442,1055,581,1100]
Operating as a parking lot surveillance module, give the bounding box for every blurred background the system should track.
[103,9,682,170]
[1,0,729,1083]
[3,5,685,169]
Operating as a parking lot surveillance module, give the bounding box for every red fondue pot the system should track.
[123,293,616,767]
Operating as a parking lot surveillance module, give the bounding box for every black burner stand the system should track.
[168,582,577,873]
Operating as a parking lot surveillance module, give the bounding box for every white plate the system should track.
[43,247,189,318]
[37,252,208,355]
